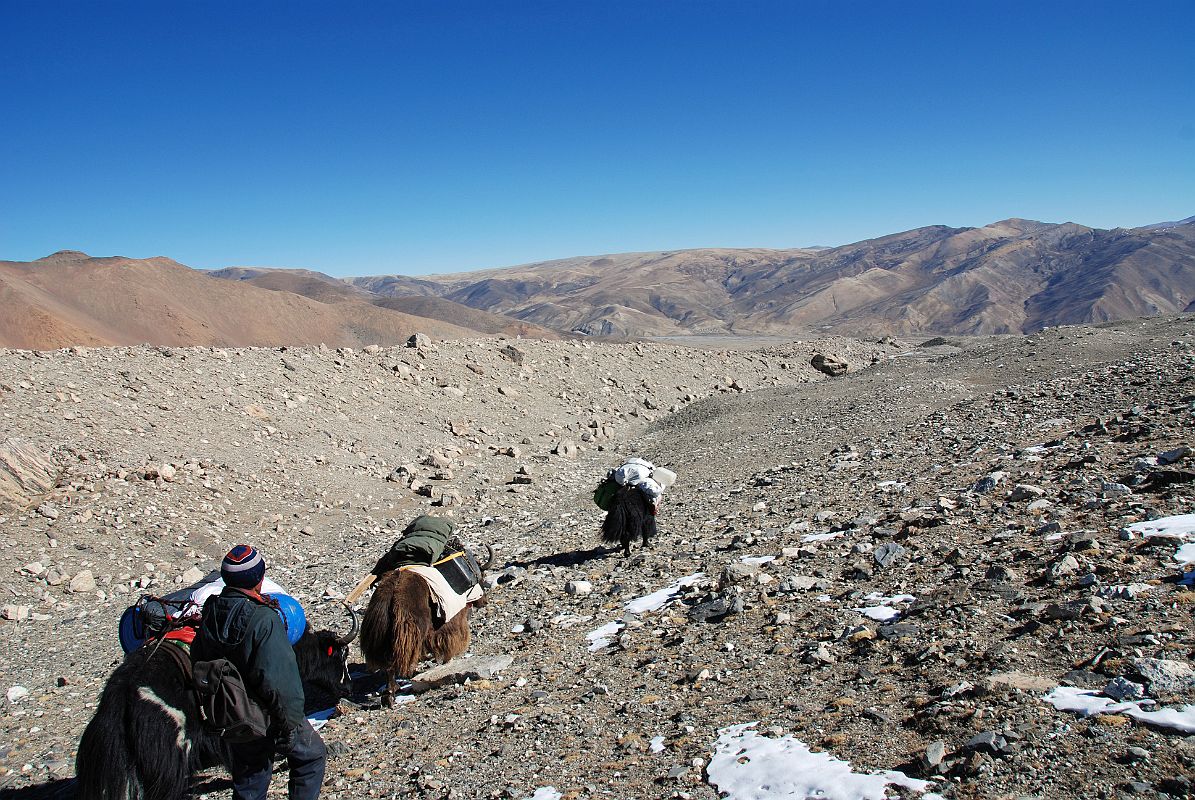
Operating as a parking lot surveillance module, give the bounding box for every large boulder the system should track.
[811,353,848,377]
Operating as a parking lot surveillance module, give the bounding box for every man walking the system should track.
[193,545,326,800]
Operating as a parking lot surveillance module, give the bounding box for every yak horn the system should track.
[337,603,359,646]
[479,543,495,571]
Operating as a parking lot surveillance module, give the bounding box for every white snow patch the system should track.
[707,722,938,800]
[586,621,624,652]
[650,735,666,753]
[1126,513,1195,568]
[740,555,777,565]
[803,531,845,543]
[523,789,562,800]
[1126,513,1195,540]
[857,606,900,622]
[855,593,915,621]
[1044,687,1195,734]
[625,573,704,614]
[587,573,703,651]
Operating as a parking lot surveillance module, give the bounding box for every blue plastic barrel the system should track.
[267,593,307,645]
[118,605,145,654]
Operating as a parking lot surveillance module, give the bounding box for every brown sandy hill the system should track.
[0,252,475,349]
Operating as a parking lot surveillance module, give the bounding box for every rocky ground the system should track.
[0,317,1192,800]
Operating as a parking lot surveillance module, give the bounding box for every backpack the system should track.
[593,473,618,511]
[191,658,270,743]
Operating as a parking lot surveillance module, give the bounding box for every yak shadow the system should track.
[0,778,77,800]
[506,545,617,570]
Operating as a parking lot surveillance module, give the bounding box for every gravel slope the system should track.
[1,317,1193,800]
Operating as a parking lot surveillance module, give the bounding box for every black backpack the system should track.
[191,658,270,743]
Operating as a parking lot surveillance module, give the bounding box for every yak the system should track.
[75,606,358,800]
[360,546,492,706]
[601,483,658,557]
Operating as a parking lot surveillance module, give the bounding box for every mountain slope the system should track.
[349,219,1195,336]
[209,266,561,339]
[0,252,476,349]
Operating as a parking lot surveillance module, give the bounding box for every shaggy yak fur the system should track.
[601,483,658,557]
[75,614,357,800]
[360,569,484,705]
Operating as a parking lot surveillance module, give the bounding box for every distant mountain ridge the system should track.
[347,217,1195,337]
[2,215,1192,349]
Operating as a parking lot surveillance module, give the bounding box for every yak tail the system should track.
[601,485,642,545]
[76,687,140,800]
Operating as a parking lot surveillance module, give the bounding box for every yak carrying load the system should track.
[354,515,492,706]
[595,457,677,556]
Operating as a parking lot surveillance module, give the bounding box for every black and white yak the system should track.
[74,607,358,800]
[601,483,658,557]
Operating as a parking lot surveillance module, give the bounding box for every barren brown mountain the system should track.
[4,216,1192,350]
[352,218,1195,338]
[211,266,560,339]
[0,252,476,349]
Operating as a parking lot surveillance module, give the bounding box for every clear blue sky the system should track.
[2,1,1192,276]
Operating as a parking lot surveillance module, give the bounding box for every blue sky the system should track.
[2,1,1192,276]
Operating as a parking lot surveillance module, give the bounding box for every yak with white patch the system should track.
[75,608,357,800]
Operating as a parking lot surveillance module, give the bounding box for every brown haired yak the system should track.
[360,547,491,706]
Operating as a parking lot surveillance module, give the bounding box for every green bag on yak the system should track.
[593,473,618,511]
[372,515,455,576]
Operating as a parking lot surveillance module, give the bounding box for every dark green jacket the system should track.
[193,587,306,732]
[371,515,455,576]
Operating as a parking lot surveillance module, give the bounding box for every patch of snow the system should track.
[1044,687,1195,734]
[741,555,777,565]
[650,735,666,753]
[586,621,624,652]
[707,722,937,800]
[587,574,703,651]
[802,531,845,543]
[625,573,703,614]
[1126,513,1195,567]
[855,593,915,621]
[1126,513,1195,540]
[857,606,900,622]
[524,789,562,800]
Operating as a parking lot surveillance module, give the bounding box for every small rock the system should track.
[181,566,206,585]
[68,570,96,593]
[1104,677,1147,702]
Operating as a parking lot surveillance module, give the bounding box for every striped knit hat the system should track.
[221,544,266,588]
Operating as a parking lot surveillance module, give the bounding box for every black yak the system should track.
[75,607,357,800]
[601,483,658,557]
